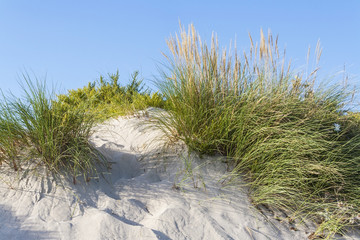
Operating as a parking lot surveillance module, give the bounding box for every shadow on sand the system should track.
[0,204,57,239]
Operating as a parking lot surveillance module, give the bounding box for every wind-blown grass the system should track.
[155,23,360,238]
[0,76,107,183]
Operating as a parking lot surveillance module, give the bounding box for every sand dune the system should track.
[0,112,358,239]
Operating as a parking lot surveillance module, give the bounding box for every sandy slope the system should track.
[0,110,357,240]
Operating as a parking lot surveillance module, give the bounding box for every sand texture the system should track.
[0,113,358,240]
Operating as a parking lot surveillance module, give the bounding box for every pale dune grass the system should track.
[155,23,360,238]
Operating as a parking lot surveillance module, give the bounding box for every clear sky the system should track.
[0,0,359,101]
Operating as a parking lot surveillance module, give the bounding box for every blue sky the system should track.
[0,1,359,102]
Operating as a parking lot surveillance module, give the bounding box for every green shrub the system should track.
[57,71,167,121]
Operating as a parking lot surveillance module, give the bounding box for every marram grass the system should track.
[0,71,167,183]
[0,23,359,239]
[0,76,107,183]
[155,23,360,238]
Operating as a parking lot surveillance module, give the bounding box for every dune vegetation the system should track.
[56,70,167,121]
[0,23,359,238]
[0,72,165,183]
[0,76,105,184]
[154,24,360,238]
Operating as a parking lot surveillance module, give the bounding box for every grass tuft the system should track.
[155,23,360,237]
[0,75,107,183]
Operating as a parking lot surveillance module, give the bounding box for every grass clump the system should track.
[156,23,360,237]
[56,70,167,121]
[0,70,166,183]
[0,76,107,183]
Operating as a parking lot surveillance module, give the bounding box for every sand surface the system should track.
[0,110,358,239]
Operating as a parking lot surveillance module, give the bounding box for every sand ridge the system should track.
[0,112,356,239]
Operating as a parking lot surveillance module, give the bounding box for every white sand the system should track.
[0,110,358,239]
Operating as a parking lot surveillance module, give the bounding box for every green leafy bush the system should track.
[57,71,167,121]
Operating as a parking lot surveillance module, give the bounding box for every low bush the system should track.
[56,71,167,121]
